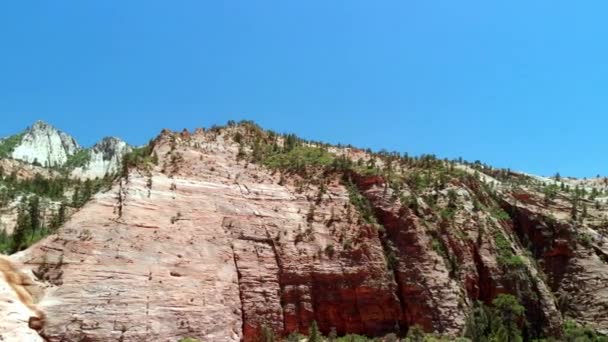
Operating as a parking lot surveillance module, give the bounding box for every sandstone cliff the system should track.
[0,122,606,341]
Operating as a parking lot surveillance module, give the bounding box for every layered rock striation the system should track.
[0,123,606,341]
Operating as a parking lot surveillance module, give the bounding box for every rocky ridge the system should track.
[0,121,606,341]
[8,121,80,168]
[0,121,131,179]
[71,137,133,179]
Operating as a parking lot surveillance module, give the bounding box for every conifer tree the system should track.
[308,321,321,342]
[28,196,41,235]
[11,199,31,253]
[493,294,525,342]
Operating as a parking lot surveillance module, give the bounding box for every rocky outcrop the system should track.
[11,121,80,167]
[0,257,45,342]
[501,198,608,335]
[0,158,60,180]
[71,137,132,179]
[1,121,131,178]
[352,175,466,335]
[349,173,565,338]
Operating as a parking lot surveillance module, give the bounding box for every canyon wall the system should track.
[1,126,606,341]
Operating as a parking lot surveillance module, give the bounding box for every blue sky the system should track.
[0,1,606,177]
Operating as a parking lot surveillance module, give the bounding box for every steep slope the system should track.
[11,128,403,341]
[8,121,80,167]
[0,123,130,254]
[499,186,608,335]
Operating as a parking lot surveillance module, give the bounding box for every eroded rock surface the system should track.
[1,124,606,341]
[12,129,403,341]
[71,137,132,179]
[0,257,44,342]
[11,121,80,167]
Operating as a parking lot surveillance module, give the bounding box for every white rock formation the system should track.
[11,121,80,167]
[71,137,132,179]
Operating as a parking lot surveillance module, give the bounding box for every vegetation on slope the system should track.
[0,133,24,158]
[0,135,159,255]
[0,166,115,254]
[224,120,607,341]
[121,142,158,177]
[250,296,605,341]
[63,149,91,169]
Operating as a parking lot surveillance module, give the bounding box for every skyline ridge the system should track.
[1,118,603,180]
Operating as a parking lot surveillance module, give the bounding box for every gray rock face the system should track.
[71,137,132,179]
[10,121,80,167]
[1,121,132,179]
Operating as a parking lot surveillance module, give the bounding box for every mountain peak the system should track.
[94,136,125,147]
[10,121,80,167]
[30,120,53,131]
[70,136,132,179]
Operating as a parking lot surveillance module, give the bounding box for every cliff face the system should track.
[9,128,405,341]
[1,121,131,179]
[71,137,132,179]
[0,123,607,341]
[350,172,564,338]
[501,196,608,335]
[10,121,80,167]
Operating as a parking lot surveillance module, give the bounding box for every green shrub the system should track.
[122,142,157,175]
[492,208,511,221]
[494,231,525,270]
[465,296,525,342]
[0,133,24,158]
[263,146,334,172]
[563,319,608,342]
[344,180,377,224]
[63,149,91,169]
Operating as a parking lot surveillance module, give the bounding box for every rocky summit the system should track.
[7,121,80,168]
[0,121,607,342]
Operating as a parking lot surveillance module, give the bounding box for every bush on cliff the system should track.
[465,295,525,342]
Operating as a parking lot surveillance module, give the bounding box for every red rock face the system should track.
[501,200,608,334]
[351,174,467,334]
[351,173,565,338]
[224,200,403,340]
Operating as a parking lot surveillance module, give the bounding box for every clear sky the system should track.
[0,1,606,177]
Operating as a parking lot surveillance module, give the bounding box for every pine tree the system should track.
[50,202,67,230]
[571,199,578,221]
[0,228,10,253]
[582,202,588,219]
[308,321,321,342]
[72,185,81,207]
[492,294,525,342]
[11,200,31,253]
[82,179,93,204]
[554,172,561,181]
[28,196,41,235]
[406,325,425,342]
[465,301,494,342]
